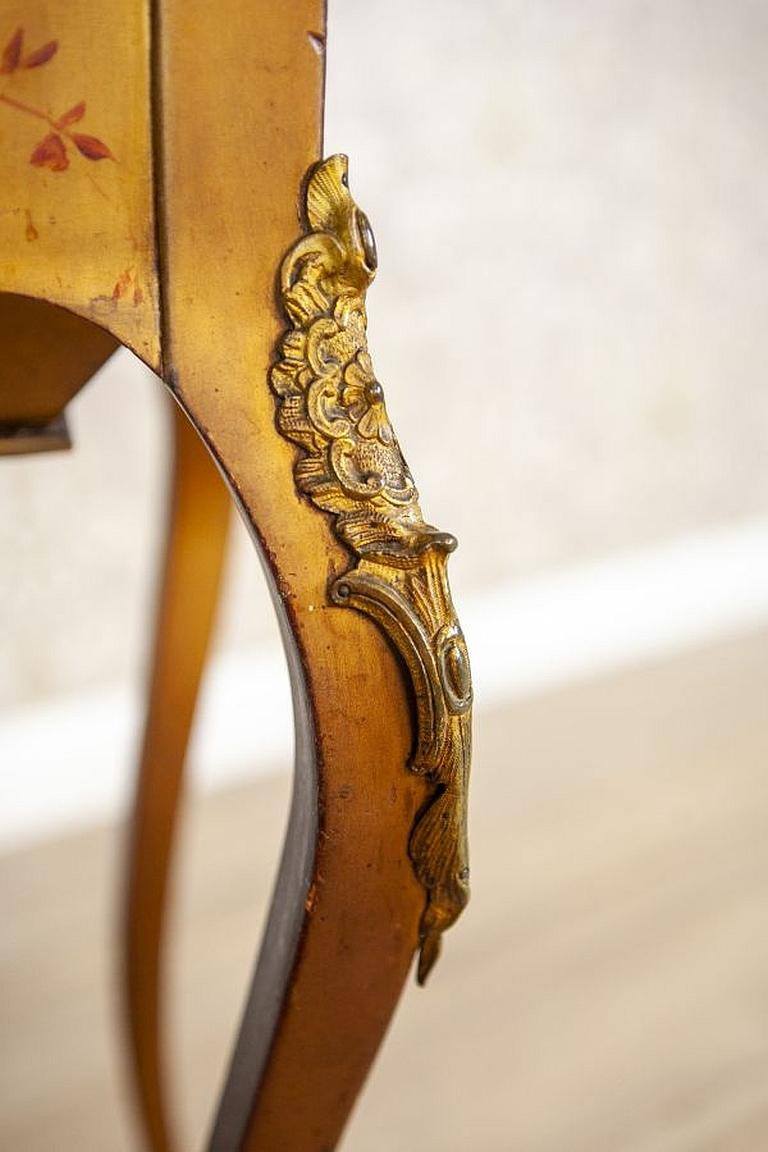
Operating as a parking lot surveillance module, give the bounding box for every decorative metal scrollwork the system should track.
[270,154,471,982]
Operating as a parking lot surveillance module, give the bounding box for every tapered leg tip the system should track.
[416,932,441,986]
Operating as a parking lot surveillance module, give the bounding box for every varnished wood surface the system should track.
[155,4,430,1148]
[0,296,116,429]
[2,1,436,1146]
[3,631,768,1150]
[124,399,231,1152]
[0,0,159,364]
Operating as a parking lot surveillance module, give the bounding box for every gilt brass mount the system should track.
[270,154,471,982]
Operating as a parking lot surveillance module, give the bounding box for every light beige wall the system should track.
[3,0,768,708]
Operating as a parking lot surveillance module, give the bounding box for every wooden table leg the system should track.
[123,397,231,1152]
[1,5,472,1149]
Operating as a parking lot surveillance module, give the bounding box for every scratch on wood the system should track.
[307,31,325,56]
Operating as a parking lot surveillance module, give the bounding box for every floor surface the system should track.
[2,629,768,1150]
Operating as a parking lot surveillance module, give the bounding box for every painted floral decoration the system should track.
[0,26,113,172]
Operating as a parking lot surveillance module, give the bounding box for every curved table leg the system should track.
[162,154,472,1152]
[123,397,231,1152]
[1,5,472,1148]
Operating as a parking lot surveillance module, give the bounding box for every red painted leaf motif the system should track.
[72,133,113,161]
[1,30,114,174]
[24,209,39,241]
[0,27,23,73]
[30,132,69,172]
[23,39,58,69]
[56,101,86,129]
[112,269,131,300]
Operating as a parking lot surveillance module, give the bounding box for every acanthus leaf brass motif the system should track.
[270,154,471,982]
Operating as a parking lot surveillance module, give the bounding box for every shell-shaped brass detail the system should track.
[270,154,472,983]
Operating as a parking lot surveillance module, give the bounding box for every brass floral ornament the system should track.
[271,154,471,983]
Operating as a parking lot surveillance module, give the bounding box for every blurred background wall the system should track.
[3,0,768,719]
[3,2,768,1149]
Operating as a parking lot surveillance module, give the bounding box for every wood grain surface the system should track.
[1,2,437,1145]
[123,400,231,1152]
